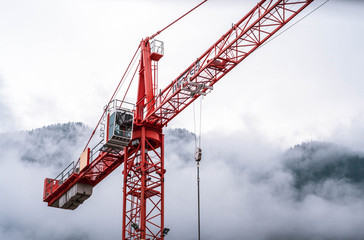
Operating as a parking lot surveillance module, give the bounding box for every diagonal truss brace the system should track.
[144,0,313,127]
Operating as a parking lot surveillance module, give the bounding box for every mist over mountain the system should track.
[284,141,364,201]
[165,128,195,164]
[0,123,364,239]
[0,122,91,168]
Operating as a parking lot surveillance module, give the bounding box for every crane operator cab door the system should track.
[105,108,134,151]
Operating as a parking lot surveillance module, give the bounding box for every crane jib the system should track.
[173,61,201,93]
[42,1,315,239]
[145,0,314,127]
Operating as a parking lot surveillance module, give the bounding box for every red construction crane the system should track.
[43,0,314,239]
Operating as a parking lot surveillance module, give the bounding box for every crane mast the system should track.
[43,0,314,239]
[123,38,165,239]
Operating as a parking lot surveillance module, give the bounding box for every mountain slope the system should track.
[0,124,364,240]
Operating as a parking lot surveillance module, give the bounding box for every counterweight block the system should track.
[59,183,93,210]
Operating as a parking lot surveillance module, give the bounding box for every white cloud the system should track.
[1,124,364,239]
[1,1,364,238]
[0,0,363,146]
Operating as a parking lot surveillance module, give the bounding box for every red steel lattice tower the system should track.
[122,39,165,239]
[42,1,315,239]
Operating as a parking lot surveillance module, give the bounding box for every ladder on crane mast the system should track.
[43,0,315,239]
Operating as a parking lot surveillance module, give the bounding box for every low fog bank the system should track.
[165,130,364,240]
[0,122,91,167]
[0,124,364,239]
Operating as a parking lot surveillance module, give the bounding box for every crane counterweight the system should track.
[43,0,315,239]
[58,183,93,210]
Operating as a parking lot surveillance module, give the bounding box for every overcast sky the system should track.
[1,0,364,150]
[1,1,364,239]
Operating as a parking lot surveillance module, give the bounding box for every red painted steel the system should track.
[122,126,165,239]
[136,39,156,121]
[43,150,125,207]
[122,35,165,239]
[144,0,313,127]
[43,0,314,239]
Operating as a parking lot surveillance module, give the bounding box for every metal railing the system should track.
[151,39,164,56]
[44,161,76,197]
[90,139,104,163]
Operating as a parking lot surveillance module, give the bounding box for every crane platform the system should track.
[44,99,135,210]
[43,145,125,209]
[42,0,315,238]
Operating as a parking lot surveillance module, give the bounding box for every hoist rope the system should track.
[193,97,203,149]
[150,0,208,40]
[121,61,140,106]
[198,97,202,148]
[108,43,141,106]
[193,102,197,149]
[193,96,203,240]
[82,43,141,152]
[115,51,141,105]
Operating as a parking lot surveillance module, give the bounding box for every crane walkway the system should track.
[43,143,125,209]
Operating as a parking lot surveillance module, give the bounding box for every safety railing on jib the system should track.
[43,161,76,199]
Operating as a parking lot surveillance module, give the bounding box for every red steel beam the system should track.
[43,150,125,207]
[122,126,165,240]
[43,1,314,239]
[144,0,313,127]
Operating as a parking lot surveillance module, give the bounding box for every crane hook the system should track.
[195,147,202,162]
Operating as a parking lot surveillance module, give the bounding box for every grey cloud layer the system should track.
[0,124,364,239]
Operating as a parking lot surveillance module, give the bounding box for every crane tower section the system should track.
[122,37,166,240]
[42,0,315,239]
